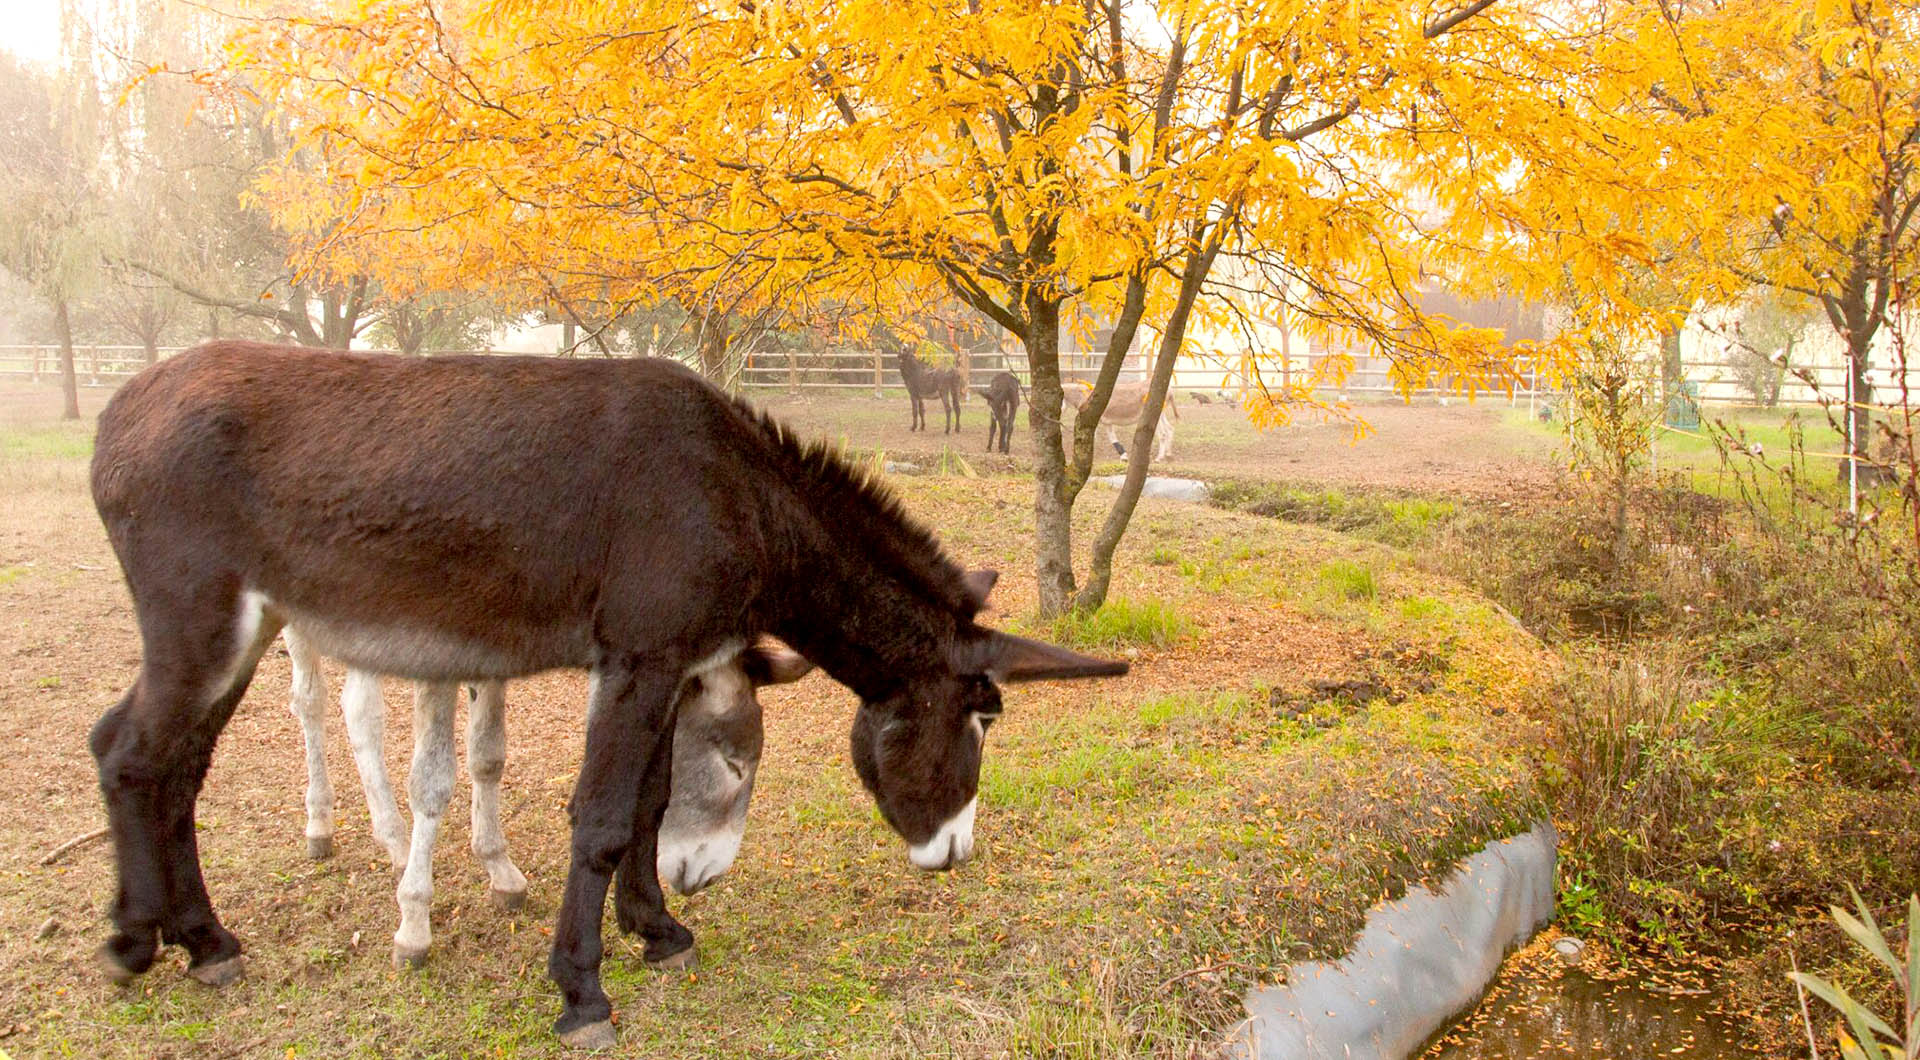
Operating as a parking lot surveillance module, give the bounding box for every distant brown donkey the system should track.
[897,348,964,433]
[88,342,1126,1050]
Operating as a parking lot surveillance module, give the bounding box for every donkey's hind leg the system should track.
[341,669,408,869]
[466,681,528,911]
[93,583,278,986]
[283,628,336,860]
[392,681,458,968]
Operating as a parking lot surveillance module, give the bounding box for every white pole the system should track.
[1848,356,1858,517]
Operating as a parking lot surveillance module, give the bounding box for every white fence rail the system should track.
[6,344,1918,410]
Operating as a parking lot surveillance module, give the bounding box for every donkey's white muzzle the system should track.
[908,798,977,871]
[657,822,746,895]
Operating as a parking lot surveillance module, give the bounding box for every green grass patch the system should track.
[0,422,95,461]
[1037,596,1192,650]
[1210,480,1457,548]
[1314,559,1378,602]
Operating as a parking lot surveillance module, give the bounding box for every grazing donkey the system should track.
[282,630,811,969]
[89,342,1124,1049]
[1062,380,1178,462]
[897,348,964,433]
[980,372,1021,454]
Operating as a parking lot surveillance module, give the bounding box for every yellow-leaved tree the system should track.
[228,0,1609,615]
[1598,0,1920,481]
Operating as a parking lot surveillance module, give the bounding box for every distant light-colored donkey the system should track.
[283,628,812,967]
[1062,381,1177,462]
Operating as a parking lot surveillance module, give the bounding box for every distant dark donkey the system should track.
[88,342,1126,1049]
[897,348,964,433]
[980,371,1021,453]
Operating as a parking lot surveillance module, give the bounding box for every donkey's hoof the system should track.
[187,955,246,988]
[391,944,429,970]
[306,836,334,860]
[557,1020,617,1051]
[647,945,697,972]
[96,948,140,986]
[490,887,527,913]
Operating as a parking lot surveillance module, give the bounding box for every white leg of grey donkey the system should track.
[391,681,457,967]
[342,667,410,868]
[283,627,337,860]
[466,680,528,910]
[285,628,406,865]
[283,629,528,966]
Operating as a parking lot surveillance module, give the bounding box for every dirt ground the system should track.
[0,377,1551,1058]
[756,390,1558,499]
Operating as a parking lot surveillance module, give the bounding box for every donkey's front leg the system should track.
[611,731,690,968]
[549,659,679,1050]
[392,682,457,968]
[467,681,528,911]
[282,629,336,860]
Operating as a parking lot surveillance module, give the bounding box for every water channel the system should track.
[1421,939,1765,1060]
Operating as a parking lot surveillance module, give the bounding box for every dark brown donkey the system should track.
[88,341,1125,1050]
[897,348,964,433]
[980,371,1021,453]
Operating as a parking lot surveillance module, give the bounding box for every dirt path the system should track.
[758,392,1558,499]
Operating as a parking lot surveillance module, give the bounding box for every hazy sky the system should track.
[0,1,63,66]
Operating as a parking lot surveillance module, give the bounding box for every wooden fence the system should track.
[6,343,1918,411]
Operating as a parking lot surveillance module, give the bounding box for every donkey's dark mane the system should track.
[729,395,976,617]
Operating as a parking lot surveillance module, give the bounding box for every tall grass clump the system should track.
[1313,559,1378,602]
[1039,596,1191,651]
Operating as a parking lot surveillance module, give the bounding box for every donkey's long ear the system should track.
[742,639,815,686]
[962,569,1000,613]
[953,631,1128,684]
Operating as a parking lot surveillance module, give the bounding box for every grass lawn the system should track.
[0,388,1551,1058]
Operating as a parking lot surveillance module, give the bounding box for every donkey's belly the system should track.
[279,606,593,682]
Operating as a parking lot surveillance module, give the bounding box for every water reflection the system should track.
[1424,944,1760,1059]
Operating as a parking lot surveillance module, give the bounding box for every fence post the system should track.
[788,347,798,389]
[874,348,883,390]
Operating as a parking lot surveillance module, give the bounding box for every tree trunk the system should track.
[1612,449,1631,576]
[1025,298,1077,617]
[1075,250,1209,611]
[1658,320,1683,404]
[1769,336,1794,407]
[1279,311,1292,390]
[54,295,79,420]
[695,313,731,383]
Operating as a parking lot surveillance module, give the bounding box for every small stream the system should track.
[1422,940,1762,1059]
